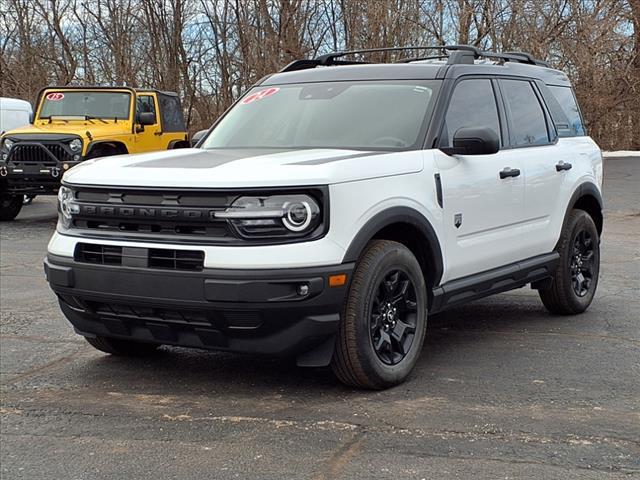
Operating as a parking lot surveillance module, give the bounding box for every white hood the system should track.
[62,148,424,188]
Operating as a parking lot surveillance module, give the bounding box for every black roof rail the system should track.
[279,45,549,72]
[503,51,551,67]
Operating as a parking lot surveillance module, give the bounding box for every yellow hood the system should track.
[4,120,132,142]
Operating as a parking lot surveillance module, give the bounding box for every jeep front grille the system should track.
[9,143,73,166]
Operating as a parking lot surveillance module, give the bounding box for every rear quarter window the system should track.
[548,86,586,137]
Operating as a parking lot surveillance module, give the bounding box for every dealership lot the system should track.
[1,157,638,479]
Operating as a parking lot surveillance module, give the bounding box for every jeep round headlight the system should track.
[57,186,79,227]
[3,139,14,151]
[217,194,321,238]
[69,138,82,152]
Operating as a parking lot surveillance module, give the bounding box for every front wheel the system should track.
[331,240,428,389]
[539,209,600,315]
[0,195,23,221]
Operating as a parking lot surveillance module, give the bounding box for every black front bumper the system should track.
[44,254,353,362]
[1,161,82,195]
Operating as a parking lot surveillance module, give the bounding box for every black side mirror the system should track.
[29,112,34,124]
[440,127,500,156]
[138,112,156,126]
[191,129,208,147]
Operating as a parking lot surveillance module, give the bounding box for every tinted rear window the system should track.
[501,80,550,147]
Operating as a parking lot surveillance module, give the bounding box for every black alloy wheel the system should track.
[570,229,596,297]
[538,209,600,315]
[370,269,418,365]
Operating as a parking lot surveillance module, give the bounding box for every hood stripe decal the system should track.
[289,151,386,165]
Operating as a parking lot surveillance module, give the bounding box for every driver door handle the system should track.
[499,167,521,179]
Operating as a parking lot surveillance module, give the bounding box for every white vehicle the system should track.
[0,97,32,134]
[45,46,603,389]
[0,97,33,217]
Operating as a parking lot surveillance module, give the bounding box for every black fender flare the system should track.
[86,141,128,158]
[342,206,444,287]
[561,181,604,236]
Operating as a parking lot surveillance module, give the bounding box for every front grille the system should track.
[75,243,123,266]
[9,143,73,166]
[74,243,204,271]
[70,187,235,243]
[148,248,204,271]
[45,144,73,162]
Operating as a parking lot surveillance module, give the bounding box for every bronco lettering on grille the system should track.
[79,205,214,220]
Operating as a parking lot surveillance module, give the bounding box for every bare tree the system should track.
[0,0,636,148]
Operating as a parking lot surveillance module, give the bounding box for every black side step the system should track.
[430,252,559,313]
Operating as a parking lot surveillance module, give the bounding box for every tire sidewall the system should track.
[349,243,427,387]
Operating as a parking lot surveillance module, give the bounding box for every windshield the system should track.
[39,91,132,120]
[202,80,440,150]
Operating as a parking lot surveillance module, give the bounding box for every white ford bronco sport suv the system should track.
[45,46,603,389]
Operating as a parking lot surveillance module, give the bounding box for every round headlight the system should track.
[69,138,82,152]
[216,194,321,238]
[283,201,312,232]
[3,139,14,151]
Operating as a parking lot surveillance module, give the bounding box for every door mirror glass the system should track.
[138,112,156,126]
[191,129,208,147]
[441,127,500,156]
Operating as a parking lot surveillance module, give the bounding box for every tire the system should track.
[0,195,23,221]
[84,336,160,356]
[539,209,600,315]
[331,240,428,389]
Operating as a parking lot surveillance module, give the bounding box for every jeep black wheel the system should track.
[539,209,600,315]
[0,195,23,221]
[85,336,160,356]
[331,240,427,389]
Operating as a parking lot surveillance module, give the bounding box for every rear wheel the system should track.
[0,195,23,221]
[331,240,428,389]
[85,336,160,356]
[539,209,600,314]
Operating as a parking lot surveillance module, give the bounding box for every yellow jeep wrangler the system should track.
[0,86,189,220]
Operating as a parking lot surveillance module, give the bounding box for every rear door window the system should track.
[500,80,550,147]
[440,79,501,147]
[548,86,586,137]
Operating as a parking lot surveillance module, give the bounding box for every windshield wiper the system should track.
[84,115,108,124]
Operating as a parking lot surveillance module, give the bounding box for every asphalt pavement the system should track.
[1,157,639,479]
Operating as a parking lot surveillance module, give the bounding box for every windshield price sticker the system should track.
[46,92,65,101]
[242,88,279,105]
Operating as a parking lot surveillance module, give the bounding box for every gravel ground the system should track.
[1,157,639,479]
